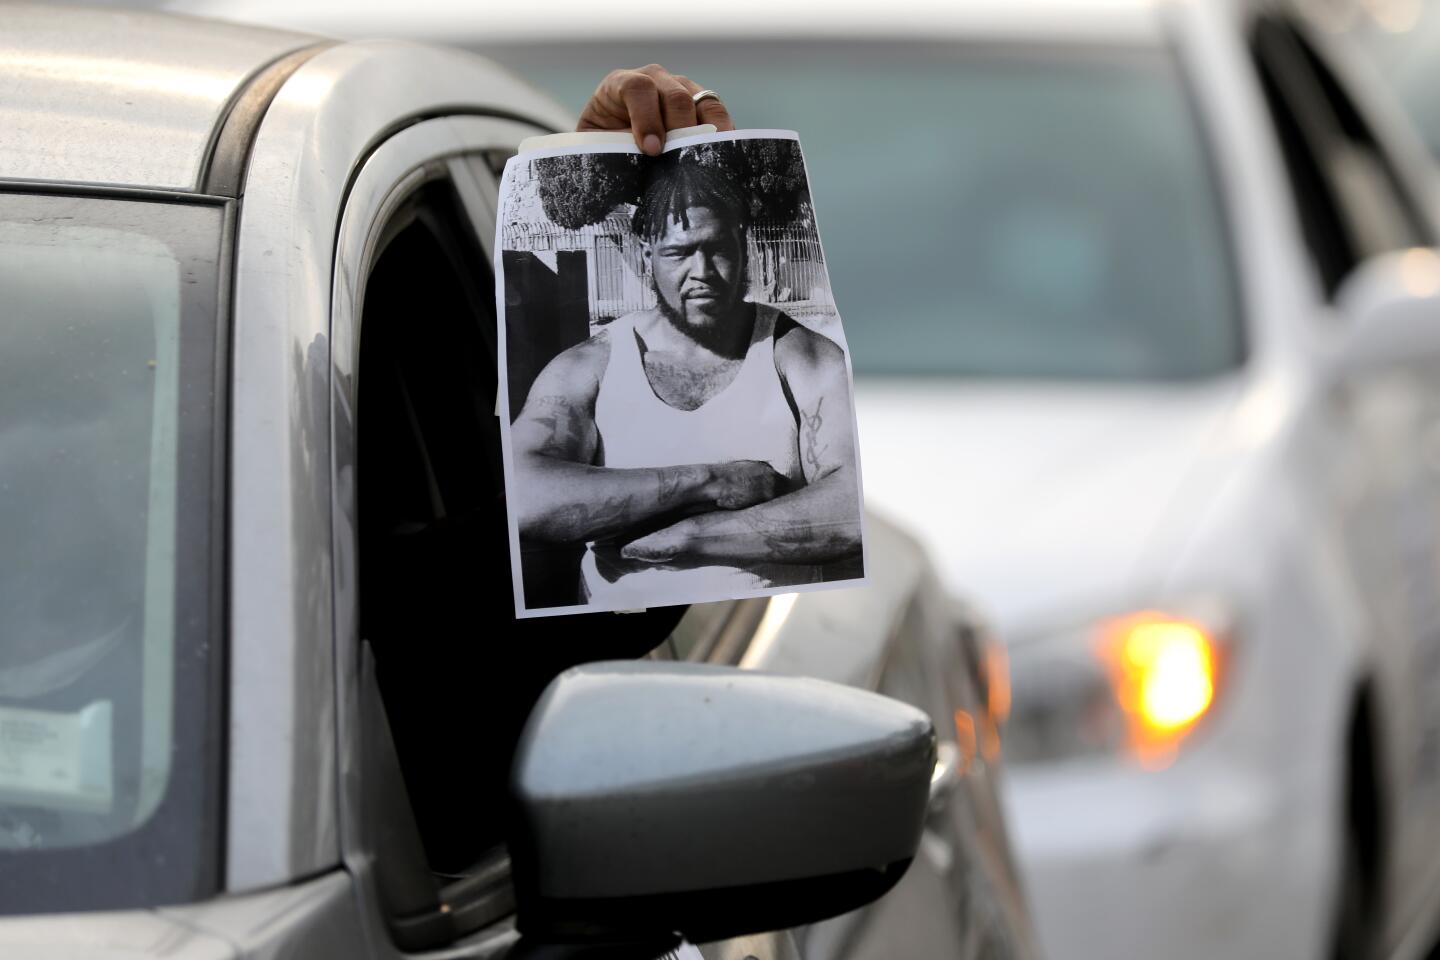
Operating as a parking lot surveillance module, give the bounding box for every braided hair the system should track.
[631,158,749,242]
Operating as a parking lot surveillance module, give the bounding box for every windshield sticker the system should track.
[0,701,113,814]
[495,130,868,617]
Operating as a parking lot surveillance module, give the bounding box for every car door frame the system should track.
[329,112,542,959]
[226,37,568,897]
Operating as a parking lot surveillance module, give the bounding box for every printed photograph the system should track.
[496,131,866,616]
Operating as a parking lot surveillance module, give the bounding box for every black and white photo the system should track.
[495,130,866,616]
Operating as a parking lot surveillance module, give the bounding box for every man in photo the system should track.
[510,157,862,608]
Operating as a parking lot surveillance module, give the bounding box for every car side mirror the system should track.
[507,661,935,948]
[1332,247,1440,378]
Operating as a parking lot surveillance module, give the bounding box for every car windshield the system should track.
[0,193,223,913]
[484,41,1243,380]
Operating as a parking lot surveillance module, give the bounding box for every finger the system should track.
[621,538,673,562]
[577,68,633,131]
[695,95,734,131]
[672,74,735,131]
[617,70,666,155]
[577,69,666,155]
[642,65,698,132]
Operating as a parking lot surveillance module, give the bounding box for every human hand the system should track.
[578,64,735,156]
[708,461,789,510]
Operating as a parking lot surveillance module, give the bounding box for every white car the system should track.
[162,0,1440,956]
[849,4,1440,959]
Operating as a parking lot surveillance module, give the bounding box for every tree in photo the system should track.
[534,141,814,231]
[679,139,812,223]
[536,153,643,229]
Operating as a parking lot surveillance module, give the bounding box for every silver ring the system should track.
[691,89,722,105]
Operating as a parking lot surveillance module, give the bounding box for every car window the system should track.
[0,194,223,913]
[1286,25,1431,248]
[1251,15,1428,297]
[1346,5,1440,161]
[481,41,1242,382]
[350,167,691,944]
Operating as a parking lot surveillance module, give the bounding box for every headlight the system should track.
[1004,604,1231,769]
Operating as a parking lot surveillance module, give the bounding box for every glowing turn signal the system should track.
[1097,613,1219,762]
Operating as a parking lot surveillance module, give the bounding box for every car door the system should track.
[329,116,813,960]
[1250,11,1440,944]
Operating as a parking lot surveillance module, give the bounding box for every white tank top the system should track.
[581,304,819,606]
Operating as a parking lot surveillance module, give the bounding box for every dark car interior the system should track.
[354,177,685,948]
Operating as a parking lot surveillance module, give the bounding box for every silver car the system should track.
[0,7,1032,958]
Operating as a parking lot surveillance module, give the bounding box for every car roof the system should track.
[170,0,1171,46]
[0,4,317,192]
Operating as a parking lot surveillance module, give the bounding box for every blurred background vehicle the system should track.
[149,0,1440,957]
[1338,0,1440,164]
[0,6,1037,959]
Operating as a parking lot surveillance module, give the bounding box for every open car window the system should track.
[350,161,702,946]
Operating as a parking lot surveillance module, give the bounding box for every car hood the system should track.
[854,377,1247,635]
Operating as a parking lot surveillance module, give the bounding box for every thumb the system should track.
[621,535,667,562]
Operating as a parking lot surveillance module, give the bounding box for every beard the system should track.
[651,261,751,347]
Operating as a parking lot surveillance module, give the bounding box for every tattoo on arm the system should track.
[527,394,591,460]
[656,465,693,506]
[800,396,831,480]
[735,510,857,563]
[547,492,639,539]
[516,454,715,543]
